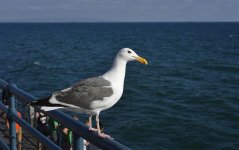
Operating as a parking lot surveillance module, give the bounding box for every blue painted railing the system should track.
[0,79,131,150]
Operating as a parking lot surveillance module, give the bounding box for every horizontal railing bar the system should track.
[0,102,61,150]
[0,102,8,114]
[12,111,61,150]
[0,138,10,150]
[47,110,130,150]
[0,79,131,150]
[0,79,8,89]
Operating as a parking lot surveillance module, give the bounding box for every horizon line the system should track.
[0,21,238,23]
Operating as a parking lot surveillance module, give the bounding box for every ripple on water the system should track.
[0,23,239,150]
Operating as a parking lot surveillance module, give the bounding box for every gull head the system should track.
[117,48,148,65]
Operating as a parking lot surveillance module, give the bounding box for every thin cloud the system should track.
[0,0,238,22]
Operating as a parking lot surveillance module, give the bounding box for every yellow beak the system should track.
[134,56,148,65]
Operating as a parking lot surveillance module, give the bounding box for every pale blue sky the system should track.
[0,0,238,22]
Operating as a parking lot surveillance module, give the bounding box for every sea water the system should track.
[0,23,239,150]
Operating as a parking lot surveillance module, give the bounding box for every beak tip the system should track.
[144,61,148,65]
[135,56,148,65]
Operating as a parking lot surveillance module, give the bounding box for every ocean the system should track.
[0,22,239,150]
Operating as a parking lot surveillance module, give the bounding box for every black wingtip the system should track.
[28,96,51,106]
[28,96,67,107]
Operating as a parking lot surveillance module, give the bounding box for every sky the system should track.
[0,0,238,22]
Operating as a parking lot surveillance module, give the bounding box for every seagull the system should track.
[30,48,148,138]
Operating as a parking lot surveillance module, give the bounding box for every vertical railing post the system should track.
[73,133,83,150]
[8,84,17,150]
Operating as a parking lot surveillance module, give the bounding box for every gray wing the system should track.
[54,77,113,109]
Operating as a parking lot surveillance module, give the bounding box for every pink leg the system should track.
[88,114,97,132]
[96,113,111,138]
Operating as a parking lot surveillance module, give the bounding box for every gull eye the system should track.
[127,50,132,54]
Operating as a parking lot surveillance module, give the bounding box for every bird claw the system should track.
[98,133,112,139]
[89,128,111,139]
[89,127,98,132]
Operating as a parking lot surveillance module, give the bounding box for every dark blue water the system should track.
[0,23,239,150]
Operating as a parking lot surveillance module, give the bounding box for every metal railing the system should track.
[0,79,131,150]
